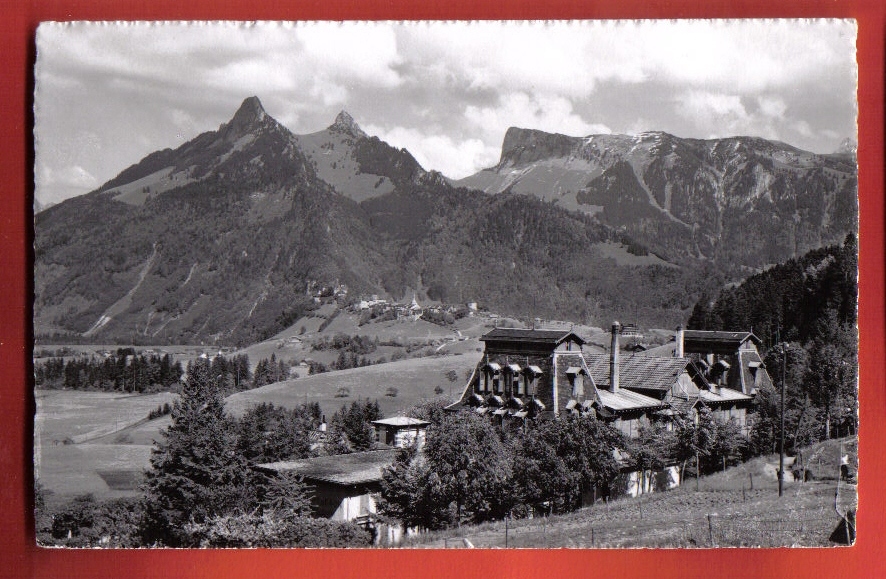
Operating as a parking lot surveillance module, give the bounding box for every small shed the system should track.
[372,417,430,449]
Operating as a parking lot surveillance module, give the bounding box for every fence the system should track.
[433,504,842,548]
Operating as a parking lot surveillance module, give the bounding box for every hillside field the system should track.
[226,352,480,419]
[34,349,481,505]
[409,437,858,549]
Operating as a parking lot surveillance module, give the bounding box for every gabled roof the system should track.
[584,353,691,392]
[480,328,585,346]
[257,449,399,486]
[666,397,698,416]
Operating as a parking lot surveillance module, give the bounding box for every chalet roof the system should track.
[257,449,399,486]
[682,330,762,348]
[372,417,430,428]
[597,387,666,412]
[667,397,698,416]
[584,353,691,392]
[737,350,771,395]
[699,387,753,405]
[480,328,585,346]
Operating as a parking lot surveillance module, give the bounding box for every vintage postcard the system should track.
[33,19,858,548]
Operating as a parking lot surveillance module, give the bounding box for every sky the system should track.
[34,20,858,206]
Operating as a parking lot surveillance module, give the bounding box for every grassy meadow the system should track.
[408,437,858,549]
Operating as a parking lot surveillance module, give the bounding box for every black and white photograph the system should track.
[33,20,858,548]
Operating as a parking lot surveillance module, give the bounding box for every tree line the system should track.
[378,401,746,531]
[34,349,183,393]
[34,349,307,394]
[689,234,858,452]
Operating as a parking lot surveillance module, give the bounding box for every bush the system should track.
[184,511,373,548]
[434,385,445,395]
[386,387,398,398]
[335,386,350,398]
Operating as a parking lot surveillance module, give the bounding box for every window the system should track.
[513,376,521,396]
[572,373,584,397]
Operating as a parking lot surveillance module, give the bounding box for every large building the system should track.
[450,324,757,437]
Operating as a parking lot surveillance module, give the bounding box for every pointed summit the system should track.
[835,138,857,155]
[220,96,270,141]
[330,110,367,139]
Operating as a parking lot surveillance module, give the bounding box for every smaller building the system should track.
[255,418,430,544]
[257,449,398,522]
[372,417,430,449]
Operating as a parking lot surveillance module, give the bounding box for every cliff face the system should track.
[457,129,857,267]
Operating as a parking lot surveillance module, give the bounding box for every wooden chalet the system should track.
[257,449,398,521]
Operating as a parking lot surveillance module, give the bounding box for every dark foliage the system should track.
[184,511,372,548]
[236,401,320,464]
[252,353,288,388]
[38,494,142,547]
[140,358,252,546]
[379,412,514,529]
[34,351,183,393]
[326,399,383,453]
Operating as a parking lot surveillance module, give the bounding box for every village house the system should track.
[372,416,430,448]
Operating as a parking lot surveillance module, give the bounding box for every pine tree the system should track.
[140,358,251,546]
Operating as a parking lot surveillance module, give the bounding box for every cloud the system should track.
[757,96,788,119]
[465,92,611,143]
[365,125,499,179]
[33,20,858,205]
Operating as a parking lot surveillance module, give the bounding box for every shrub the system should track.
[184,511,372,548]
[335,386,350,398]
[386,387,398,398]
[434,385,445,395]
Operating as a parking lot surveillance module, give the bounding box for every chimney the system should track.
[676,324,685,358]
[610,321,621,393]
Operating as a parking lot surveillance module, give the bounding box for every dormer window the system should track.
[508,363,522,396]
[524,365,542,396]
[484,362,502,394]
[566,366,584,397]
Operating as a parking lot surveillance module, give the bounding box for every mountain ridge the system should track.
[34,97,857,345]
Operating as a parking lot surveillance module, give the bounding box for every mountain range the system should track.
[34,97,857,345]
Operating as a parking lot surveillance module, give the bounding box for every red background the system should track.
[2,2,883,577]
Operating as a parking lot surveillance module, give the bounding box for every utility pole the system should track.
[779,338,786,498]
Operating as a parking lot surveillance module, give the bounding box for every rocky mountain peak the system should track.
[330,110,367,139]
[835,138,857,155]
[219,96,271,142]
[498,127,579,166]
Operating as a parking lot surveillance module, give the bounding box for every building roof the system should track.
[258,449,399,486]
[371,417,430,428]
[737,350,772,395]
[584,353,691,392]
[699,387,753,405]
[667,397,699,416]
[596,387,666,412]
[480,328,585,346]
[682,330,762,348]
